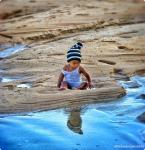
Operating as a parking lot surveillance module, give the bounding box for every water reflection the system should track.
[67,108,83,135]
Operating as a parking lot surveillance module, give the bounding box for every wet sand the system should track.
[0,0,145,114]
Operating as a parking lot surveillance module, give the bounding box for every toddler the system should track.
[57,42,93,90]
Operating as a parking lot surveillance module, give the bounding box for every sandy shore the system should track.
[0,0,145,114]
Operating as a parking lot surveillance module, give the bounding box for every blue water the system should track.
[0,44,26,58]
[0,76,145,150]
[0,76,23,83]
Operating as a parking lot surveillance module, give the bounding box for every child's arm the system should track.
[57,73,64,88]
[79,65,93,88]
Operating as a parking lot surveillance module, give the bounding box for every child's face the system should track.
[69,60,80,69]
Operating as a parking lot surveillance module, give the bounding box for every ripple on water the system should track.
[0,76,22,83]
[0,44,26,58]
[0,76,145,150]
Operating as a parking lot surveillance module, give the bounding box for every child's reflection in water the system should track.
[67,108,83,135]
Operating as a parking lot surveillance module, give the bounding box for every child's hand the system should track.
[88,82,94,89]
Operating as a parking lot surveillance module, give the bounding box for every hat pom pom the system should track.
[77,42,83,47]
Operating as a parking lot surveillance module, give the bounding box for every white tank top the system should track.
[62,66,82,88]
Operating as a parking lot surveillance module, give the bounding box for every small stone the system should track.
[137,112,145,123]
[137,94,145,99]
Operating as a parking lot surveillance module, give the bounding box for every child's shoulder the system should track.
[79,65,86,73]
[79,65,85,70]
[63,64,69,71]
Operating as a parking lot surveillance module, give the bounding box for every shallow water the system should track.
[0,44,32,89]
[0,76,145,150]
[0,76,32,89]
[0,44,26,58]
[16,83,32,89]
[0,76,23,83]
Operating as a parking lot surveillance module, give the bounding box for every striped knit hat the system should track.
[67,42,83,62]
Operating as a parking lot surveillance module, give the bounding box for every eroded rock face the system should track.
[0,0,145,114]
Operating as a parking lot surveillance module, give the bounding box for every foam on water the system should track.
[0,76,145,150]
[17,83,32,88]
